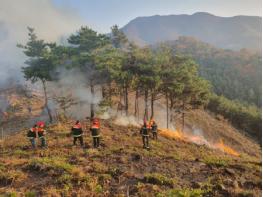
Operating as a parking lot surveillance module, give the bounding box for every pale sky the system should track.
[53,0,262,33]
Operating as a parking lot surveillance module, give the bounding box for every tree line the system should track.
[18,26,211,130]
[17,26,261,140]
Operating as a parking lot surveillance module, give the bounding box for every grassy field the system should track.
[0,118,261,197]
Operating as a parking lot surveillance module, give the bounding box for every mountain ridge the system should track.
[122,12,262,50]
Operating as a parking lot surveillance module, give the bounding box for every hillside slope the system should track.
[157,37,262,107]
[0,87,261,196]
[122,12,261,50]
[0,118,261,196]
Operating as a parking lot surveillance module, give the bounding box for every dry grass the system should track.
[0,118,261,196]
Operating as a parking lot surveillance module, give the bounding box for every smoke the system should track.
[114,115,140,126]
[48,67,102,120]
[0,95,9,114]
[0,0,83,87]
[188,127,211,146]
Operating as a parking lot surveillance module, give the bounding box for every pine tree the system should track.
[17,27,57,123]
[67,26,110,118]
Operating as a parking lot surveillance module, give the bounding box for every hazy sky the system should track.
[52,0,262,33]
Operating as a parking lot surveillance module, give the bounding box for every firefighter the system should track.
[37,122,47,148]
[151,120,158,140]
[140,121,150,149]
[90,118,100,148]
[71,120,84,147]
[27,124,37,148]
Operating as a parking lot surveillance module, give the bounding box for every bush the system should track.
[143,173,175,187]
[95,184,103,194]
[25,191,36,197]
[0,163,6,171]
[202,155,230,167]
[56,170,90,187]
[2,192,17,197]
[57,174,73,185]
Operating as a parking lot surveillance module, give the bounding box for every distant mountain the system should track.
[155,36,261,107]
[122,12,261,50]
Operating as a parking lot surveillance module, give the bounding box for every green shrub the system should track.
[57,172,90,187]
[2,192,17,197]
[143,173,175,187]
[25,191,36,197]
[57,174,73,185]
[95,184,103,193]
[157,188,205,197]
[202,155,230,167]
[0,163,6,171]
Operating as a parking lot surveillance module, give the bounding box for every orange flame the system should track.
[214,139,240,157]
[159,128,185,140]
[159,128,240,157]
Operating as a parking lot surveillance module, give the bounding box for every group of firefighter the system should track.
[27,117,158,149]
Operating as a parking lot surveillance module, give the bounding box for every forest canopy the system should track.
[159,36,262,108]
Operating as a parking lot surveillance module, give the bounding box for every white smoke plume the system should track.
[48,67,102,120]
[0,0,83,87]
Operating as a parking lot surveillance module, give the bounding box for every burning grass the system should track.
[159,128,240,157]
[159,129,185,140]
[214,139,240,157]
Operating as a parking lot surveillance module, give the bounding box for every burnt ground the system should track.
[0,119,261,197]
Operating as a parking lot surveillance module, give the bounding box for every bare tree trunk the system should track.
[42,80,52,123]
[117,89,123,114]
[124,84,128,116]
[144,89,149,121]
[108,82,112,105]
[150,91,154,119]
[170,98,174,126]
[90,80,95,119]
[166,92,169,129]
[101,85,106,98]
[182,100,185,132]
[134,88,139,118]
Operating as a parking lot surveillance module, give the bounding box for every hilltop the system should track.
[122,12,261,50]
